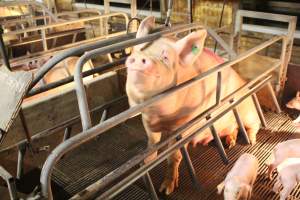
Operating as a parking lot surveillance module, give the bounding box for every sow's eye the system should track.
[160,50,170,65]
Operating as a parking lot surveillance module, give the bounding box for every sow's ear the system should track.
[175,29,207,66]
[135,16,155,50]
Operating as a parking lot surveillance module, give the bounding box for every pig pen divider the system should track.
[1,11,129,69]
[39,22,284,199]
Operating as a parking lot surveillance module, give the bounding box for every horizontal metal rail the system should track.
[40,29,283,199]
[0,9,102,27]
[5,30,128,68]
[27,58,126,97]
[3,12,128,37]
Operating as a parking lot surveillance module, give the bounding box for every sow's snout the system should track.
[126,53,156,74]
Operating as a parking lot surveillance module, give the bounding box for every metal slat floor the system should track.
[51,112,300,200]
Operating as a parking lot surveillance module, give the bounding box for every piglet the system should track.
[273,158,300,200]
[286,91,300,110]
[267,139,300,179]
[217,153,258,200]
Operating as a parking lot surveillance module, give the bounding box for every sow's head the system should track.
[126,16,207,103]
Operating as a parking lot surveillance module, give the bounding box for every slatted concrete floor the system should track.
[51,112,300,200]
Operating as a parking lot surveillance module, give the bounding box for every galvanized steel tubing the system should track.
[40,24,283,199]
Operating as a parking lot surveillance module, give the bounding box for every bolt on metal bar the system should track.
[251,94,267,128]
[232,107,250,144]
[40,34,282,199]
[95,77,271,200]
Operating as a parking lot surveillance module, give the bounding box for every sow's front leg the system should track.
[159,142,183,195]
[144,123,183,195]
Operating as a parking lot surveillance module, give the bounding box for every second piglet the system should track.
[267,139,300,179]
[273,158,300,200]
[217,153,258,200]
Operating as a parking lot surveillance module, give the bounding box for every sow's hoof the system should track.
[159,177,179,195]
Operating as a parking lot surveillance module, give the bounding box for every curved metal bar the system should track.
[28,33,135,90]
[40,34,283,199]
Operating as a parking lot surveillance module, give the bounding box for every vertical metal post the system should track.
[232,108,250,144]
[188,0,193,24]
[142,172,159,200]
[100,109,108,123]
[208,121,228,164]
[41,29,48,51]
[17,143,27,179]
[176,135,200,189]
[0,166,18,200]
[0,26,11,71]
[266,82,281,113]
[62,126,72,142]
[216,72,222,105]
[252,94,267,128]
[165,0,173,26]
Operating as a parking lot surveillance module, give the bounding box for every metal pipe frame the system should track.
[40,29,283,198]
[6,30,130,68]
[2,12,129,56]
[234,9,297,97]
[0,1,58,23]
[0,9,102,27]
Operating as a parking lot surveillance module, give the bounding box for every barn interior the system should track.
[0,0,300,200]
